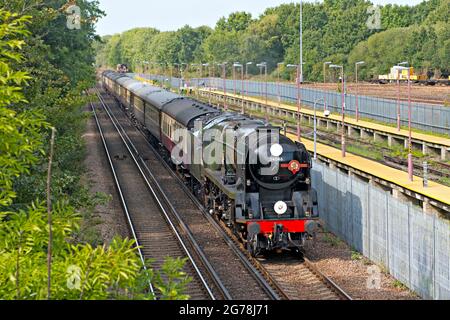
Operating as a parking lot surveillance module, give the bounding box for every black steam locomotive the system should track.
[102,70,319,256]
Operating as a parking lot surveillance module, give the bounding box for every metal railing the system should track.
[141,74,450,135]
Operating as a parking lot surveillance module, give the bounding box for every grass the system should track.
[323,233,341,247]
[392,279,408,290]
[351,250,363,261]
[347,144,384,161]
[438,176,450,186]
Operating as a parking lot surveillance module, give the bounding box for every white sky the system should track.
[95,0,426,36]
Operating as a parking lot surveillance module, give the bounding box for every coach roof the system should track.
[163,98,219,127]
[143,91,181,110]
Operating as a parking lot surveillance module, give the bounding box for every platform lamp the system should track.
[202,63,210,102]
[397,61,409,132]
[180,63,188,90]
[323,61,332,112]
[256,62,268,104]
[397,65,413,182]
[233,63,245,114]
[287,64,301,141]
[277,62,284,107]
[198,63,208,98]
[313,98,325,160]
[143,61,149,76]
[232,62,238,95]
[355,61,365,122]
[329,64,346,158]
[256,62,268,121]
[217,62,228,110]
[245,62,253,98]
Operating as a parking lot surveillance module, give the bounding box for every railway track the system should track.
[260,256,352,300]
[94,89,283,300]
[91,91,225,300]
[98,87,352,300]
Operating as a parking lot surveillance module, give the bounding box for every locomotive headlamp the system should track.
[274,201,288,215]
[270,144,283,157]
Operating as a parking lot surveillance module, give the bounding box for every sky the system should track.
[95,0,426,36]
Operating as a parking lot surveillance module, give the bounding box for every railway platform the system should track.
[198,89,450,215]
[199,89,450,160]
[286,133,450,215]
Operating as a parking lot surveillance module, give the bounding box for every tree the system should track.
[95,0,449,81]
[0,5,190,299]
[216,11,253,32]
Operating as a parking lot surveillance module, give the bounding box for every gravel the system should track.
[82,104,130,244]
[304,229,419,300]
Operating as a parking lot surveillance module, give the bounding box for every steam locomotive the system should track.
[102,70,319,256]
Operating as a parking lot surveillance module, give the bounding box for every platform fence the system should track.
[142,74,450,135]
[311,160,450,300]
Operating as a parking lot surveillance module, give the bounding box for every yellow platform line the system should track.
[285,132,450,206]
[204,89,450,147]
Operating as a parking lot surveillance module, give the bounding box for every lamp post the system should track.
[287,64,301,141]
[330,64,346,157]
[277,62,284,107]
[245,62,253,98]
[173,63,180,91]
[169,64,173,89]
[407,67,412,181]
[202,63,210,102]
[180,63,187,91]
[299,0,303,83]
[397,65,413,181]
[323,61,332,111]
[397,61,408,131]
[257,62,268,105]
[323,61,331,84]
[256,63,263,100]
[233,63,244,114]
[211,63,216,101]
[355,61,365,122]
[232,62,239,95]
[218,62,228,110]
[161,62,167,87]
[143,61,149,76]
[190,63,200,96]
[313,98,325,160]
[256,62,268,121]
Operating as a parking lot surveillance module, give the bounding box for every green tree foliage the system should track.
[0,5,190,300]
[0,11,48,207]
[0,200,191,300]
[216,11,253,32]
[96,0,448,81]
[349,0,449,78]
